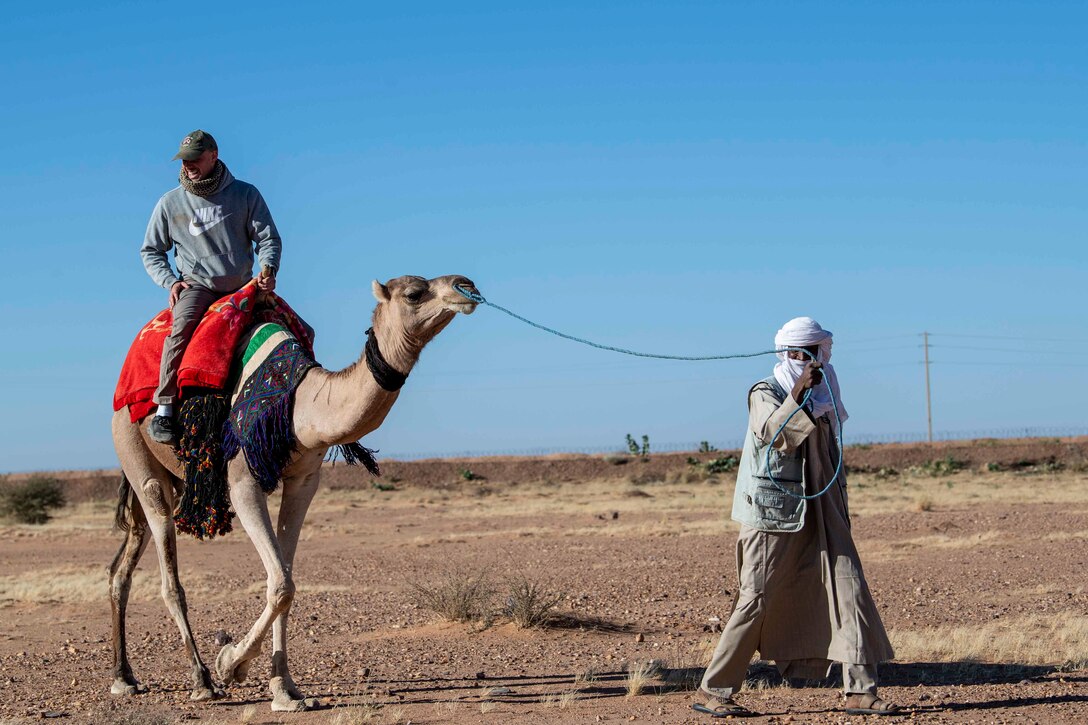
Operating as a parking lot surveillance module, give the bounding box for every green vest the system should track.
[730,376,808,532]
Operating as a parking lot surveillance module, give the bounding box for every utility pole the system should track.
[923,332,933,443]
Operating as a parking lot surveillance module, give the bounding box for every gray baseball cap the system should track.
[172,129,218,161]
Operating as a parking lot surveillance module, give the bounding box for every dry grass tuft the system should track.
[914,495,934,512]
[383,705,407,724]
[409,570,495,624]
[557,690,577,709]
[431,701,461,718]
[661,636,715,691]
[328,700,382,725]
[890,613,1088,666]
[0,565,349,608]
[574,666,599,687]
[240,704,259,723]
[625,660,654,698]
[665,468,707,485]
[503,577,563,628]
[108,712,174,725]
[0,566,157,607]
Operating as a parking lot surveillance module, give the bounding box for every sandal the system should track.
[692,698,756,718]
[844,693,902,716]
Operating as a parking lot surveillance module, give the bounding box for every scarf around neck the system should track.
[179,159,226,197]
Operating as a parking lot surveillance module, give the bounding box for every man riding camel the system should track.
[140,129,281,444]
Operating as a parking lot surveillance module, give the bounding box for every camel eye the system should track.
[404,288,425,303]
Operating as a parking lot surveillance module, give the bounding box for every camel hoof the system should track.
[190,686,224,702]
[271,695,321,712]
[110,678,147,696]
[215,644,251,686]
[270,674,305,701]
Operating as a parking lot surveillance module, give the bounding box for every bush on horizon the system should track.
[0,475,66,524]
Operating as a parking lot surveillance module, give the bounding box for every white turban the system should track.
[773,317,848,427]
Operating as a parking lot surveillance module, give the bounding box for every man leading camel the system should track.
[695,317,899,718]
[140,129,280,443]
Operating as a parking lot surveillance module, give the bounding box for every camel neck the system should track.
[291,326,421,449]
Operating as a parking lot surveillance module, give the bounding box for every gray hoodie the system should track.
[141,167,282,292]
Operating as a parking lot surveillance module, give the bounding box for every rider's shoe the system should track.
[148,415,176,445]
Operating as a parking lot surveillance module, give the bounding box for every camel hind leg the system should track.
[112,410,222,701]
[109,474,150,695]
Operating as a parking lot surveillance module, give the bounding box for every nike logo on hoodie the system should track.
[188,206,231,236]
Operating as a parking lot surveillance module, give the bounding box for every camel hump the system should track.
[230,323,297,403]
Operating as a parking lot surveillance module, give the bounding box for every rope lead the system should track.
[453,285,844,499]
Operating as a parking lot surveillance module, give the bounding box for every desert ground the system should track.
[1,438,1086,724]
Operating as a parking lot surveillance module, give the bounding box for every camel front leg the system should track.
[268,467,323,709]
[215,470,315,711]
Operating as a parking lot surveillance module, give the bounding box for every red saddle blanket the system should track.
[114,280,315,423]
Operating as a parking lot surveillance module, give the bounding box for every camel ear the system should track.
[371,280,391,302]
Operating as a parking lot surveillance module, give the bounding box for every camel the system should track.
[108,274,479,711]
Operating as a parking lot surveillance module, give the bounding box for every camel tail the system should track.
[114,473,135,532]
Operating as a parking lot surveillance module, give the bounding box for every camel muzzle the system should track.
[451,279,482,314]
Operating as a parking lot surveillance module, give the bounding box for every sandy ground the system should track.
[1,450,1087,724]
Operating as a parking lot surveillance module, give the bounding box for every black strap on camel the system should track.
[365,327,408,391]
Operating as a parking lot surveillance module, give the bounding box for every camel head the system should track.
[370,275,479,354]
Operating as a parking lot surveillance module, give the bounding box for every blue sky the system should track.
[1,1,1085,471]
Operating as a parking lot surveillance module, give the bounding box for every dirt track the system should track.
[1,439,1087,723]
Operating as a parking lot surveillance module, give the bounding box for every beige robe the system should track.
[701,386,894,695]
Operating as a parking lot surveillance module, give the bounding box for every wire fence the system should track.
[377,426,1088,461]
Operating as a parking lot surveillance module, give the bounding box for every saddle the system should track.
[113,280,315,423]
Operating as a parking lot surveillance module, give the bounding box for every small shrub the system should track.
[459,469,482,481]
[666,469,705,485]
[704,456,739,474]
[503,578,563,628]
[1005,458,1066,475]
[986,462,1003,472]
[604,454,630,466]
[698,441,717,453]
[626,434,650,459]
[0,476,65,524]
[625,472,664,486]
[372,480,396,491]
[914,496,934,512]
[686,456,701,466]
[874,466,899,480]
[410,570,495,624]
[913,456,968,477]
